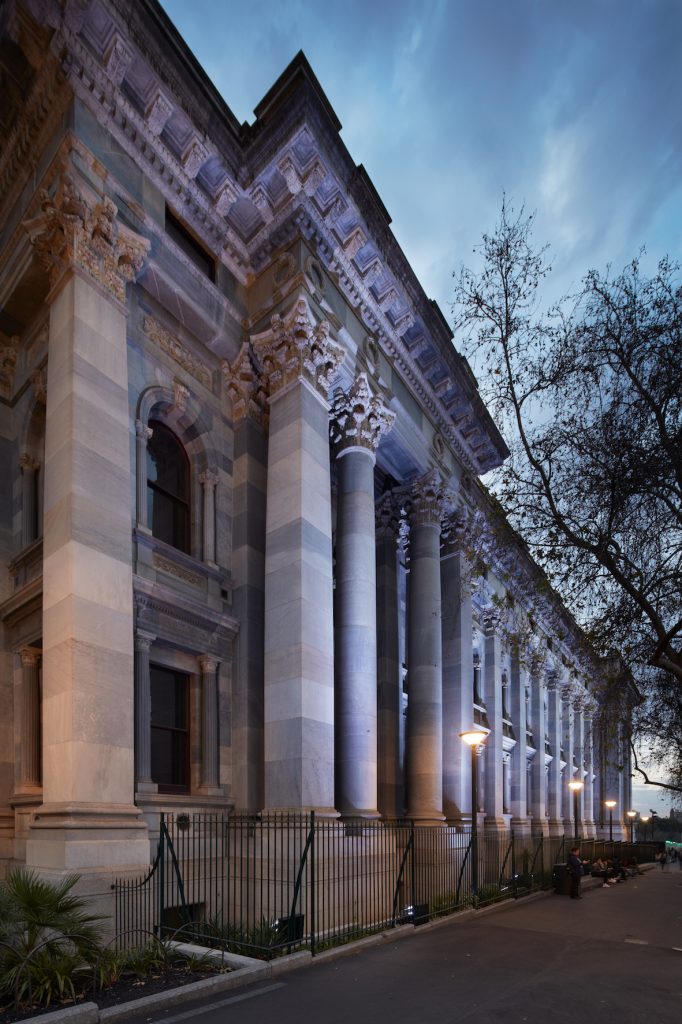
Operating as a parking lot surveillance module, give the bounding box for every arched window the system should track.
[146,421,190,553]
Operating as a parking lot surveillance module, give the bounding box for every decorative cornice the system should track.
[142,316,212,390]
[252,295,344,400]
[23,164,149,305]
[330,372,395,457]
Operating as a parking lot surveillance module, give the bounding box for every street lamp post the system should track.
[568,780,584,841]
[605,800,617,842]
[640,815,649,843]
[460,730,489,903]
[626,810,636,843]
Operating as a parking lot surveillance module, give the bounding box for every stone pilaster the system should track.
[19,454,40,546]
[331,374,394,818]
[441,523,474,823]
[561,686,575,832]
[583,707,596,835]
[528,658,548,835]
[223,344,268,811]
[23,163,150,873]
[253,296,344,813]
[199,470,218,566]
[546,672,564,836]
[510,652,530,834]
[405,470,447,824]
[375,495,403,819]
[135,420,152,530]
[134,631,155,791]
[200,655,221,792]
[18,647,41,792]
[482,613,506,830]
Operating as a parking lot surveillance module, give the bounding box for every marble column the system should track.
[18,647,41,791]
[134,631,155,791]
[19,454,40,547]
[546,673,564,836]
[331,375,394,818]
[583,707,596,835]
[135,419,152,530]
[441,527,474,823]
[482,615,506,829]
[561,687,575,832]
[200,655,220,791]
[510,652,530,833]
[253,295,343,813]
[376,497,403,819]
[200,470,218,566]
[405,470,447,823]
[23,165,150,872]
[528,662,548,834]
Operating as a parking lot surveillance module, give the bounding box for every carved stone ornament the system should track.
[222,342,268,424]
[31,369,47,405]
[172,380,190,413]
[375,491,401,540]
[252,296,344,400]
[545,671,560,693]
[405,468,451,529]
[23,167,149,305]
[0,341,18,398]
[143,316,212,390]
[330,372,395,456]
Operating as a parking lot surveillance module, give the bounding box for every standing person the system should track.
[658,850,667,870]
[567,846,584,900]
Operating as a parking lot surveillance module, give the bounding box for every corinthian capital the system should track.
[330,373,395,457]
[23,166,149,305]
[406,469,451,529]
[252,296,344,400]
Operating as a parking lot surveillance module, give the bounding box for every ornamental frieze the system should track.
[330,373,395,456]
[23,166,149,305]
[143,316,212,390]
[252,296,344,400]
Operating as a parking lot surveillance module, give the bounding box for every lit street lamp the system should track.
[640,815,649,842]
[605,799,617,842]
[626,810,636,843]
[460,729,489,902]
[568,780,584,840]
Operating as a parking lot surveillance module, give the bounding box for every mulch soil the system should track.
[0,962,232,1024]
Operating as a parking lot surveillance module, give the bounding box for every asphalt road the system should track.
[136,866,682,1024]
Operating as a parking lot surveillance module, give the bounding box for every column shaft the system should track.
[200,656,220,790]
[546,681,563,834]
[200,471,218,565]
[19,648,41,789]
[134,632,154,787]
[482,626,505,826]
[529,671,548,833]
[20,455,39,546]
[334,448,378,817]
[376,517,402,819]
[406,521,444,822]
[441,545,473,822]
[510,654,529,831]
[135,420,151,529]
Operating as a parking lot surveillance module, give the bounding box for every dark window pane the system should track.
[146,421,190,553]
[150,665,189,792]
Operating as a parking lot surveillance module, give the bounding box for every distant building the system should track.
[0,0,633,884]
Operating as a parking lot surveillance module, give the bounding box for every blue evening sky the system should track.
[160,0,680,819]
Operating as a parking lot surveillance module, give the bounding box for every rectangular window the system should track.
[150,665,190,793]
[165,206,215,281]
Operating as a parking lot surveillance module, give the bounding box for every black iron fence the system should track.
[113,814,657,958]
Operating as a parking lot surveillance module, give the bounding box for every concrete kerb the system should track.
[21,870,657,1023]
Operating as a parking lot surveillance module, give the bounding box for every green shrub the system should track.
[0,869,104,1009]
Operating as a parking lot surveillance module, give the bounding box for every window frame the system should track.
[150,663,191,795]
[146,419,191,555]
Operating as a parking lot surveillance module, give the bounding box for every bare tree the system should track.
[453,199,682,789]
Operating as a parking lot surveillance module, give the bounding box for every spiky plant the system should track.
[0,869,104,1008]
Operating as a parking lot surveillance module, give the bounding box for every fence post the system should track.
[157,813,165,939]
[310,811,316,956]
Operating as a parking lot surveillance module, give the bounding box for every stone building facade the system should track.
[0,0,633,884]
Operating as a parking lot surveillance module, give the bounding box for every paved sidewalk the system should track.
[128,865,682,1024]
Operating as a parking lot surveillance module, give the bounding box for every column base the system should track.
[407,811,446,825]
[547,818,565,837]
[339,809,382,822]
[26,802,150,873]
[480,816,508,833]
[510,816,532,836]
